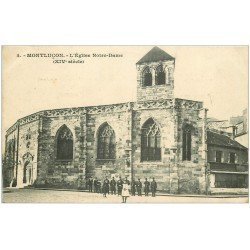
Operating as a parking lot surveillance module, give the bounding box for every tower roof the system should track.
[137,46,175,64]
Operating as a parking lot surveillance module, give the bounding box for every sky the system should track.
[2,46,248,135]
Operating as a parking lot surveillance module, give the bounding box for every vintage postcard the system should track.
[1,46,248,203]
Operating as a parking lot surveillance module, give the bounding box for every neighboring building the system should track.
[2,46,248,195]
[207,131,248,192]
[231,108,248,148]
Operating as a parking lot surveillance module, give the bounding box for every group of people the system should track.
[87,176,157,203]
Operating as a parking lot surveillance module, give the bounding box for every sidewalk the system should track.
[11,186,248,198]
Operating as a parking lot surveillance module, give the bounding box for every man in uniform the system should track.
[93,177,98,193]
[98,179,102,193]
[117,176,123,196]
[88,177,93,192]
[136,178,142,196]
[144,178,150,196]
[102,177,110,197]
[124,176,130,185]
[151,177,157,197]
[131,179,136,196]
[110,177,116,195]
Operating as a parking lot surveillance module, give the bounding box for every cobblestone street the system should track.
[2,188,248,203]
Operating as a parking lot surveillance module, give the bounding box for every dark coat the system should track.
[110,179,116,188]
[117,179,123,190]
[144,181,150,191]
[102,179,110,193]
[151,181,157,191]
[136,181,142,189]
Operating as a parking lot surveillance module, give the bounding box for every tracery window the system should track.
[141,119,161,161]
[155,65,166,85]
[97,124,116,159]
[182,125,192,161]
[56,125,73,160]
[142,66,152,87]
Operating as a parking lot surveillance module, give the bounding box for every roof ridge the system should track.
[137,46,175,64]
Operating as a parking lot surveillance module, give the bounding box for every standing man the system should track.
[131,179,136,196]
[117,176,123,196]
[151,177,157,197]
[144,178,150,196]
[110,177,116,195]
[93,177,98,193]
[102,177,110,197]
[124,176,130,185]
[136,178,142,196]
[97,179,101,193]
[88,177,93,192]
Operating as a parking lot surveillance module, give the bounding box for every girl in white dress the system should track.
[122,180,130,203]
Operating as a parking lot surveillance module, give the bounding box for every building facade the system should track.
[3,47,248,194]
[231,108,248,148]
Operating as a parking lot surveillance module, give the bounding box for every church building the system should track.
[3,46,248,194]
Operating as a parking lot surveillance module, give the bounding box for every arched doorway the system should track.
[23,161,32,185]
[22,153,33,186]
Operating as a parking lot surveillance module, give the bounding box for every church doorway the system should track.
[23,160,33,185]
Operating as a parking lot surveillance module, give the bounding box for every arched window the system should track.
[155,65,166,85]
[97,124,116,159]
[182,124,192,161]
[141,119,161,161]
[142,66,152,87]
[56,125,73,160]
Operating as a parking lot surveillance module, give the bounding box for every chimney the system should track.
[231,126,236,140]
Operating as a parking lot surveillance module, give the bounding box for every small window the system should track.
[229,153,236,164]
[155,65,166,85]
[142,67,152,87]
[182,125,192,161]
[215,151,222,163]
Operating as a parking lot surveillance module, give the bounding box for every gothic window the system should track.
[142,66,152,87]
[155,65,166,85]
[141,119,161,161]
[56,125,73,160]
[182,125,192,161]
[97,124,116,159]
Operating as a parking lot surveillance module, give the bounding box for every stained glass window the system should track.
[56,125,73,160]
[141,119,161,161]
[97,124,116,159]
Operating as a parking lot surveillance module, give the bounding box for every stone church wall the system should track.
[85,108,132,180]
[175,99,206,194]
[132,105,176,192]
[36,115,85,189]
[17,120,39,187]
[3,126,18,187]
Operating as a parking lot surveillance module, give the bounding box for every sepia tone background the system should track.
[1,1,250,250]
[2,46,248,150]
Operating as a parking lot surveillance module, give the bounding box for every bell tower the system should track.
[136,46,175,102]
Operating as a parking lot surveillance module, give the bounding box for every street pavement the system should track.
[2,188,248,203]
